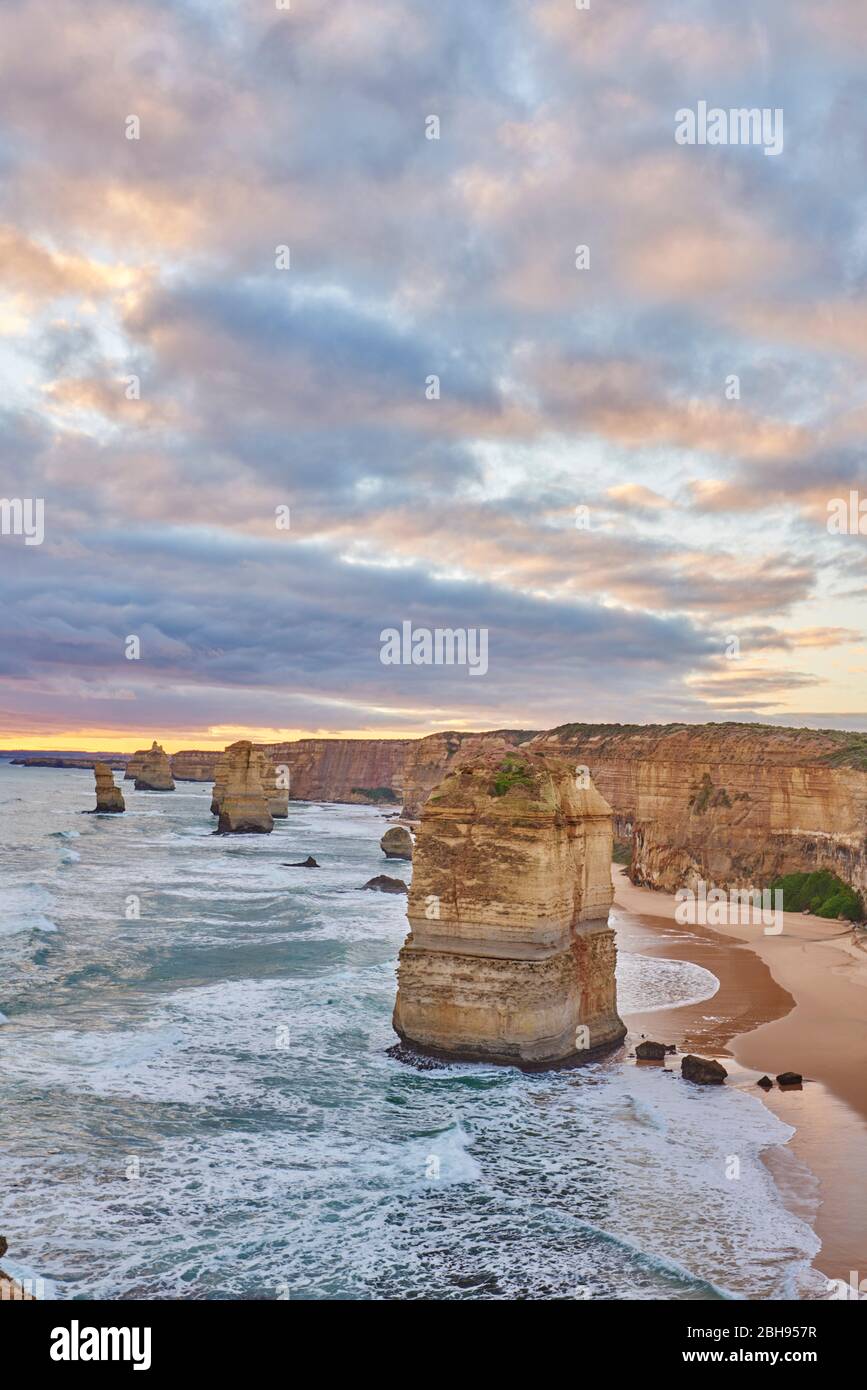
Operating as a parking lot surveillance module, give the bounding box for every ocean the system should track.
[0,762,825,1300]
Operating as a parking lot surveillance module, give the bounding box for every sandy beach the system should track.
[614,867,867,1289]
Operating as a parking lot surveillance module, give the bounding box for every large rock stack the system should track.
[92,762,125,813]
[133,742,175,791]
[217,742,274,834]
[255,751,289,819]
[392,750,625,1066]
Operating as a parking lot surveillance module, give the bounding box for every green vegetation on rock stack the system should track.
[489,756,535,798]
[770,870,864,922]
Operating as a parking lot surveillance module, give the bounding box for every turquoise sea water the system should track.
[0,763,824,1300]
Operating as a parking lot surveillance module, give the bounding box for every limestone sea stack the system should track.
[255,750,289,818]
[217,742,274,834]
[381,825,413,860]
[210,750,229,816]
[392,750,625,1066]
[133,742,175,791]
[92,762,125,813]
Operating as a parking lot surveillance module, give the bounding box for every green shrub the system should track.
[489,757,535,797]
[351,786,398,803]
[770,870,863,921]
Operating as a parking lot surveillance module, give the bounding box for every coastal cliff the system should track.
[528,724,867,898]
[272,723,867,897]
[169,750,218,782]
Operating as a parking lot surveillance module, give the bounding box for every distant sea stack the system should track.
[133,742,175,791]
[217,742,274,834]
[380,825,413,860]
[392,750,625,1066]
[92,762,125,813]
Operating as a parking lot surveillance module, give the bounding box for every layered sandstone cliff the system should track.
[133,742,175,792]
[527,724,867,898]
[392,750,625,1065]
[170,750,219,782]
[92,762,124,813]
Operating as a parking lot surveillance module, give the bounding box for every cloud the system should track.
[0,0,864,744]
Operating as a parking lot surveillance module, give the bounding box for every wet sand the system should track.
[613,868,867,1289]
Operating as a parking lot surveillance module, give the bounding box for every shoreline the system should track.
[614,867,867,1290]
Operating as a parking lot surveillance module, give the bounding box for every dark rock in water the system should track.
[681,1054,727,1085]
[284,856,319,868]
[776,1071,803,1087]
[757,1075,773,1090]
[363,875,408,894]
[386,1042,449,1071]
[0,1236,7,1259]
[636,1040,669,1061]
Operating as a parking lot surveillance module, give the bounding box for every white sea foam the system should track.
[617,952,719,1013]
[0,769,827,1302]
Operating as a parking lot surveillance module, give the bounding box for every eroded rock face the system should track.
[170,750,218,782]
[93,762,124,813]
[210,749,229,816]
[255,751,289,818]
[216,742,273,834]
[529,724,867,899]
[133,742,175,791]
[392,750,625,1066]
[381,825,413,860]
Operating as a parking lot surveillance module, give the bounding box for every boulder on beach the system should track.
[757,1075,773,1089]
[776,1071,803,1087]
[363,875,408,894]
[380,825,413,860]
[92,762,125,813]
[636,1040,670,1061]
[216,743,273,834]
[133,741,175,791]
[681,1054,727,1085]
[285,856,319,868]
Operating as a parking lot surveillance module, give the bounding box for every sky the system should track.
[0,0,865,752]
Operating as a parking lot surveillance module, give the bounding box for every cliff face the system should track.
[170,750,218,782]
[528,724,867,898]
[393,750,624,1064]
[270,722,867,898]
[261,738,418,802]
